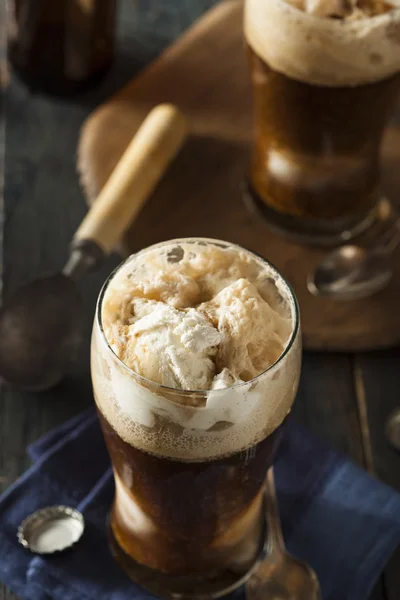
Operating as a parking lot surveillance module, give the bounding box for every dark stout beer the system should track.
[9,0,116,96]
[98,410,285,594]
[247,47,400,236]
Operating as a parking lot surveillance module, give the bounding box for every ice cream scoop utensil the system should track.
[0,104,187,390]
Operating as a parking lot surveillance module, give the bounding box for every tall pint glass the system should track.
[91,238,301,598]
[244,0,400,245]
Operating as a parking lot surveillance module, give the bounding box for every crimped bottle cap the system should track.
[17,505,84,554]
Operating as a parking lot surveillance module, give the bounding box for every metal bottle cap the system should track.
[17,505,85,554]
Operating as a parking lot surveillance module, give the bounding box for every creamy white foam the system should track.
[92,239,301,461]
[245,0,400,86]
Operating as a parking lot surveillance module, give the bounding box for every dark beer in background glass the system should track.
[8,0,116,95]
[244,0,400,245]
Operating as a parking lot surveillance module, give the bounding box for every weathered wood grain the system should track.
[1,1,398,599]
[354,352,400,491]
[295,353,365,463]
[354,351,400,600]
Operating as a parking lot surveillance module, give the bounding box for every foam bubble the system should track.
[245,0,400,86]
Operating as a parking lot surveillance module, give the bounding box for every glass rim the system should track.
[96,237,300,397]
[273,0,400,25]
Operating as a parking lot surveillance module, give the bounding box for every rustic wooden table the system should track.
[1,1,399,599]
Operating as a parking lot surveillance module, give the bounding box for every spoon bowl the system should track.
[317,245,367,282]
[247,550,321,600]
[308,251,393,299]
[386,408,400,452]
[308,221,400,299]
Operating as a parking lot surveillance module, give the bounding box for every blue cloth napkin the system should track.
[0,408,399,600]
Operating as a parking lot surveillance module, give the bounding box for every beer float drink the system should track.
[91,238,301,598]
[245,0,400,244]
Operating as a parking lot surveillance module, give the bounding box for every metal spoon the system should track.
[308,219,400,299]
[246,468,322,600]
[386,408,400,452]
[0,104,187,391]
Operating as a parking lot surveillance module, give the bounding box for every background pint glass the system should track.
[244,0,400,245]
[91,239,301,599]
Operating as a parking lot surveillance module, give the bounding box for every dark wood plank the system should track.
[383,548,400,600]
[295,353,365,463]
[368,580,387,600]
[0,1,395,599]
[295,353,388,598]
[0,590,20,600]
[353,351,400,491]
[354,351,400,600]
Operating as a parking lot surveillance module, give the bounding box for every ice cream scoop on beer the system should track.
[102,240,292,391]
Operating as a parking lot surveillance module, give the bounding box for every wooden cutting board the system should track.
[78,0,400,352]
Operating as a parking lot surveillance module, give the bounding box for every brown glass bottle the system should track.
[8,0,116,96]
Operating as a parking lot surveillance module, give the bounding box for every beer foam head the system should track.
[245,0,400,86]
[92,239,301,461]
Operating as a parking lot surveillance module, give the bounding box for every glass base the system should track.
[10,57,113,97]
[107,516,262,600]
[243,181,381,247]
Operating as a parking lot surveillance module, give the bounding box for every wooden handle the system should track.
[74,104,188,253]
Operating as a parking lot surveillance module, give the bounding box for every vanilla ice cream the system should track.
[102,241,293,392]
[118,299,221,390]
